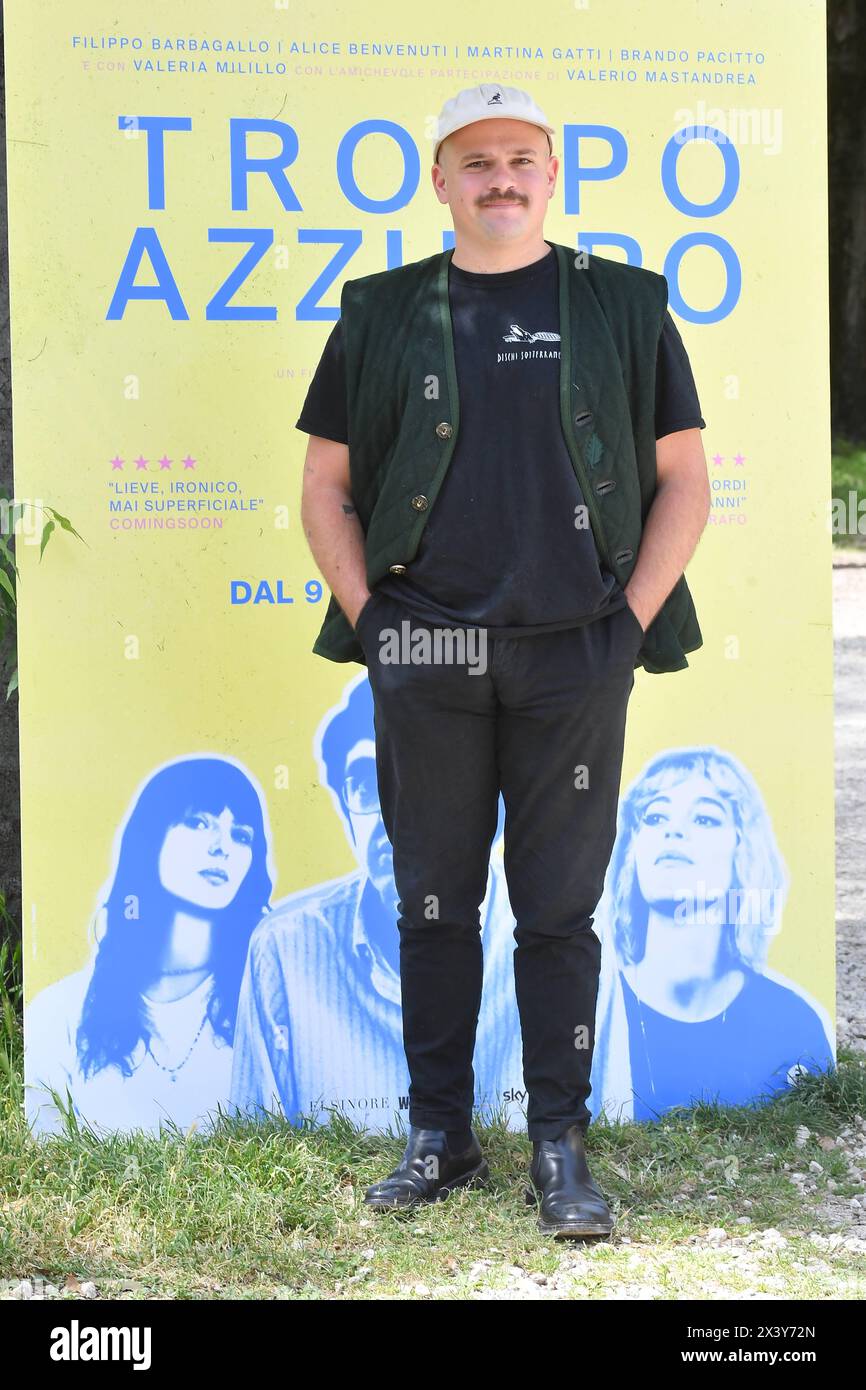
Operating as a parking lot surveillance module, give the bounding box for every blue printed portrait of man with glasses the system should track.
[229,674,525,1135]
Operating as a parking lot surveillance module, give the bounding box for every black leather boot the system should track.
[525,1123,614,1238]
[363,1126,489,1211]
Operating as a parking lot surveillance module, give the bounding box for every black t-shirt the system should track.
[296,242,706,636]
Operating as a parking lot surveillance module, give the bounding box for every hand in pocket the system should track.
[353,590,380,642]
[624,599,645,640]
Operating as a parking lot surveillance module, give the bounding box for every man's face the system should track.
[341,743,398,911]
[432,119,557,246]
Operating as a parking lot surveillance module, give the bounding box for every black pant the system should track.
[358,589,643,1142]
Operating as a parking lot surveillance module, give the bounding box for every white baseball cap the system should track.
[434,84,556,165]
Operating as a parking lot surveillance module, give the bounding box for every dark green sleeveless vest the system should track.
[311,241,703,675]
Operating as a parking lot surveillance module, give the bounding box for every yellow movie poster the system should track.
[4,0,834,1137]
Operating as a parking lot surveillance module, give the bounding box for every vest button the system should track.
[574,410,593,429]
[615,548,634,564]
[595,478,617,495]
[410,495,428,511]
[388,564,407,575]
[435,421,453,439]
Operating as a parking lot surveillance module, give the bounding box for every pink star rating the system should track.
[712,453,724,467]
[733,453,746,466]
[109,453,200,470]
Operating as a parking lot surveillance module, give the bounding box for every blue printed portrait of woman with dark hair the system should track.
[589,746,835,1125]
[24,755,275,1137]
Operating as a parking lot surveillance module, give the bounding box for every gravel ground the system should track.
[833,549,866,1056]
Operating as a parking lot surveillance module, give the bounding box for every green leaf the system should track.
[6,668,18,700]
[44,507,86,544]
[38,517,55,560]
[0,569,15,603]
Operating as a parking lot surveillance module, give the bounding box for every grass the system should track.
[831,438,866,548]
[1,952,865,1300]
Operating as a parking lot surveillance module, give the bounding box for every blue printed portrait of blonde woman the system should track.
[589,746,835,1125]
[24,755,276,1137]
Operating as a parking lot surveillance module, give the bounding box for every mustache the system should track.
[480,195,526,205]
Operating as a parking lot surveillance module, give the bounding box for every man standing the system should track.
[297,84,710,1237]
